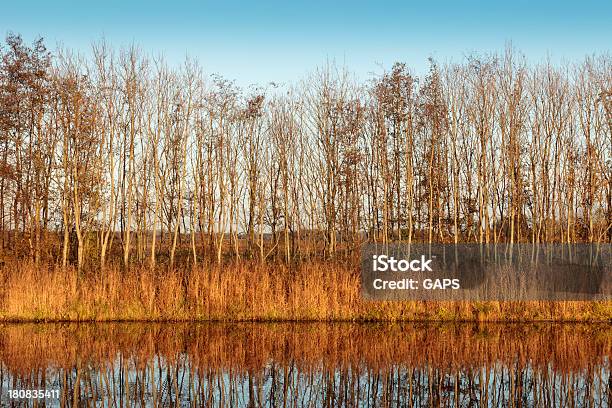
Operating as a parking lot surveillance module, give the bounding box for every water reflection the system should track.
[0,322,609,407]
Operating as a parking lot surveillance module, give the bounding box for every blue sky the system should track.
[2,1,611,87]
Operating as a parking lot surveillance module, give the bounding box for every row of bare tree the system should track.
[1,34,610,269]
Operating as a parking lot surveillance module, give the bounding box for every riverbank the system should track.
[0,261,610,322]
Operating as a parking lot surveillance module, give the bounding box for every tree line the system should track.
[1,34,610,270]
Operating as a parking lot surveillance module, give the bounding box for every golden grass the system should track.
[0,260,610,322]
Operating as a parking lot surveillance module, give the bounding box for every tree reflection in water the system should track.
[0,323,609,407]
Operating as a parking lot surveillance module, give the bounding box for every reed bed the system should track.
[0,261,610,322]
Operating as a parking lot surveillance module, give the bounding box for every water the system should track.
[0,322,609,407]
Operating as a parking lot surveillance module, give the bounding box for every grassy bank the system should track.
[0,261,610,322]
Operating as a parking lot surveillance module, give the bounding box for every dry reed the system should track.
[0,261,610,322]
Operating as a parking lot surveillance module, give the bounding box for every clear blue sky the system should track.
[2,0,611,87]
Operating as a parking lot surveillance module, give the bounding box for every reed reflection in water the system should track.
[0,322,609,407]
